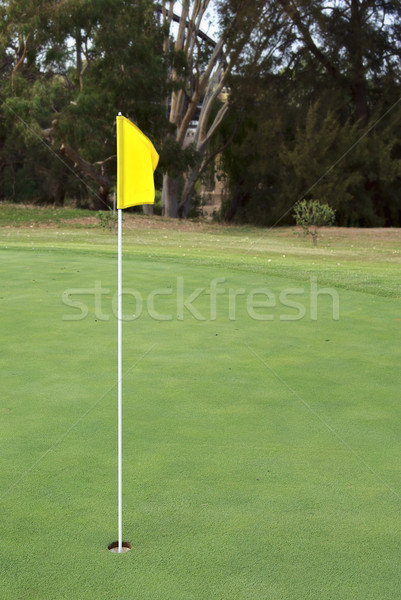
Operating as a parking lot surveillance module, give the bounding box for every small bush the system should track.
[96,210,116,231]
[293,200,336,246]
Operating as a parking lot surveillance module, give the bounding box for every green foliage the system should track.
[219,0,401,227]
[186,189,206,220]
[158,138,199,178]
[293,199,336,229]
[152,189,163,216]
[96,209,116,230]
[221,76,401,227]
[0,0,168,208]
[293,199,336,245]
[1,0,401,225]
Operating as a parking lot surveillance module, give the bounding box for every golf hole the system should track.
[108,541,132,553]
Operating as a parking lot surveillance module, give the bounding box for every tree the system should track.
[277,0,401,124]
[159,0,284,218]
[2,0,401,226]
[293,199,335,246]
[0,0,75,203]
[0,0,168,208]
[219,0,401,227]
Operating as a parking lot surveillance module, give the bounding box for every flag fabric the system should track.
[116,115,159,209]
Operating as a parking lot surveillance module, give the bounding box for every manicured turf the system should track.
[0,218,400,599]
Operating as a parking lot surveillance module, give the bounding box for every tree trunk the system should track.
[75,28,82,74]
[223,179,249,222]
[160,3,241,218]
[162,172,180,217]
[60,143,110,210]
[91,188,109,211]
[178,167,200,218]
[54,184,65,207]
[142,204,154,216]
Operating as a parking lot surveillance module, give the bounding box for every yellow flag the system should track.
[116,115,159,209]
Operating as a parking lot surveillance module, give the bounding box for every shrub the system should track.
[96,210,116,231]
[293,200,336,246]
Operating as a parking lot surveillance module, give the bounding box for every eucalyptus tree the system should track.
[219,0,401,226]
[0,0,72,202]
[277,0,401,124]
[159,0,287,217]
[0,0,167,207]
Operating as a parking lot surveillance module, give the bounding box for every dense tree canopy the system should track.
[0,0,167,208]
[220,0,401,226]
[1,0,400,225]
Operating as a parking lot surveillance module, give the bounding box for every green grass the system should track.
[0,202,96,227]
[0,216,400,599]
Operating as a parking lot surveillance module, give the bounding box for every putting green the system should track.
[0,224,400,599]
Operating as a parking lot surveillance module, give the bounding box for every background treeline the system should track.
[1,0,401,226]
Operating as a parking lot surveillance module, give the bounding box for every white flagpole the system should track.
[117,207,123,553]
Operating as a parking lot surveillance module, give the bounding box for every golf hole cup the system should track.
[108,541,132,553]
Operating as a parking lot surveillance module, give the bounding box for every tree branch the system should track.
[11,33,30,90]
[60,143,110,199]
[279,0,348,88]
